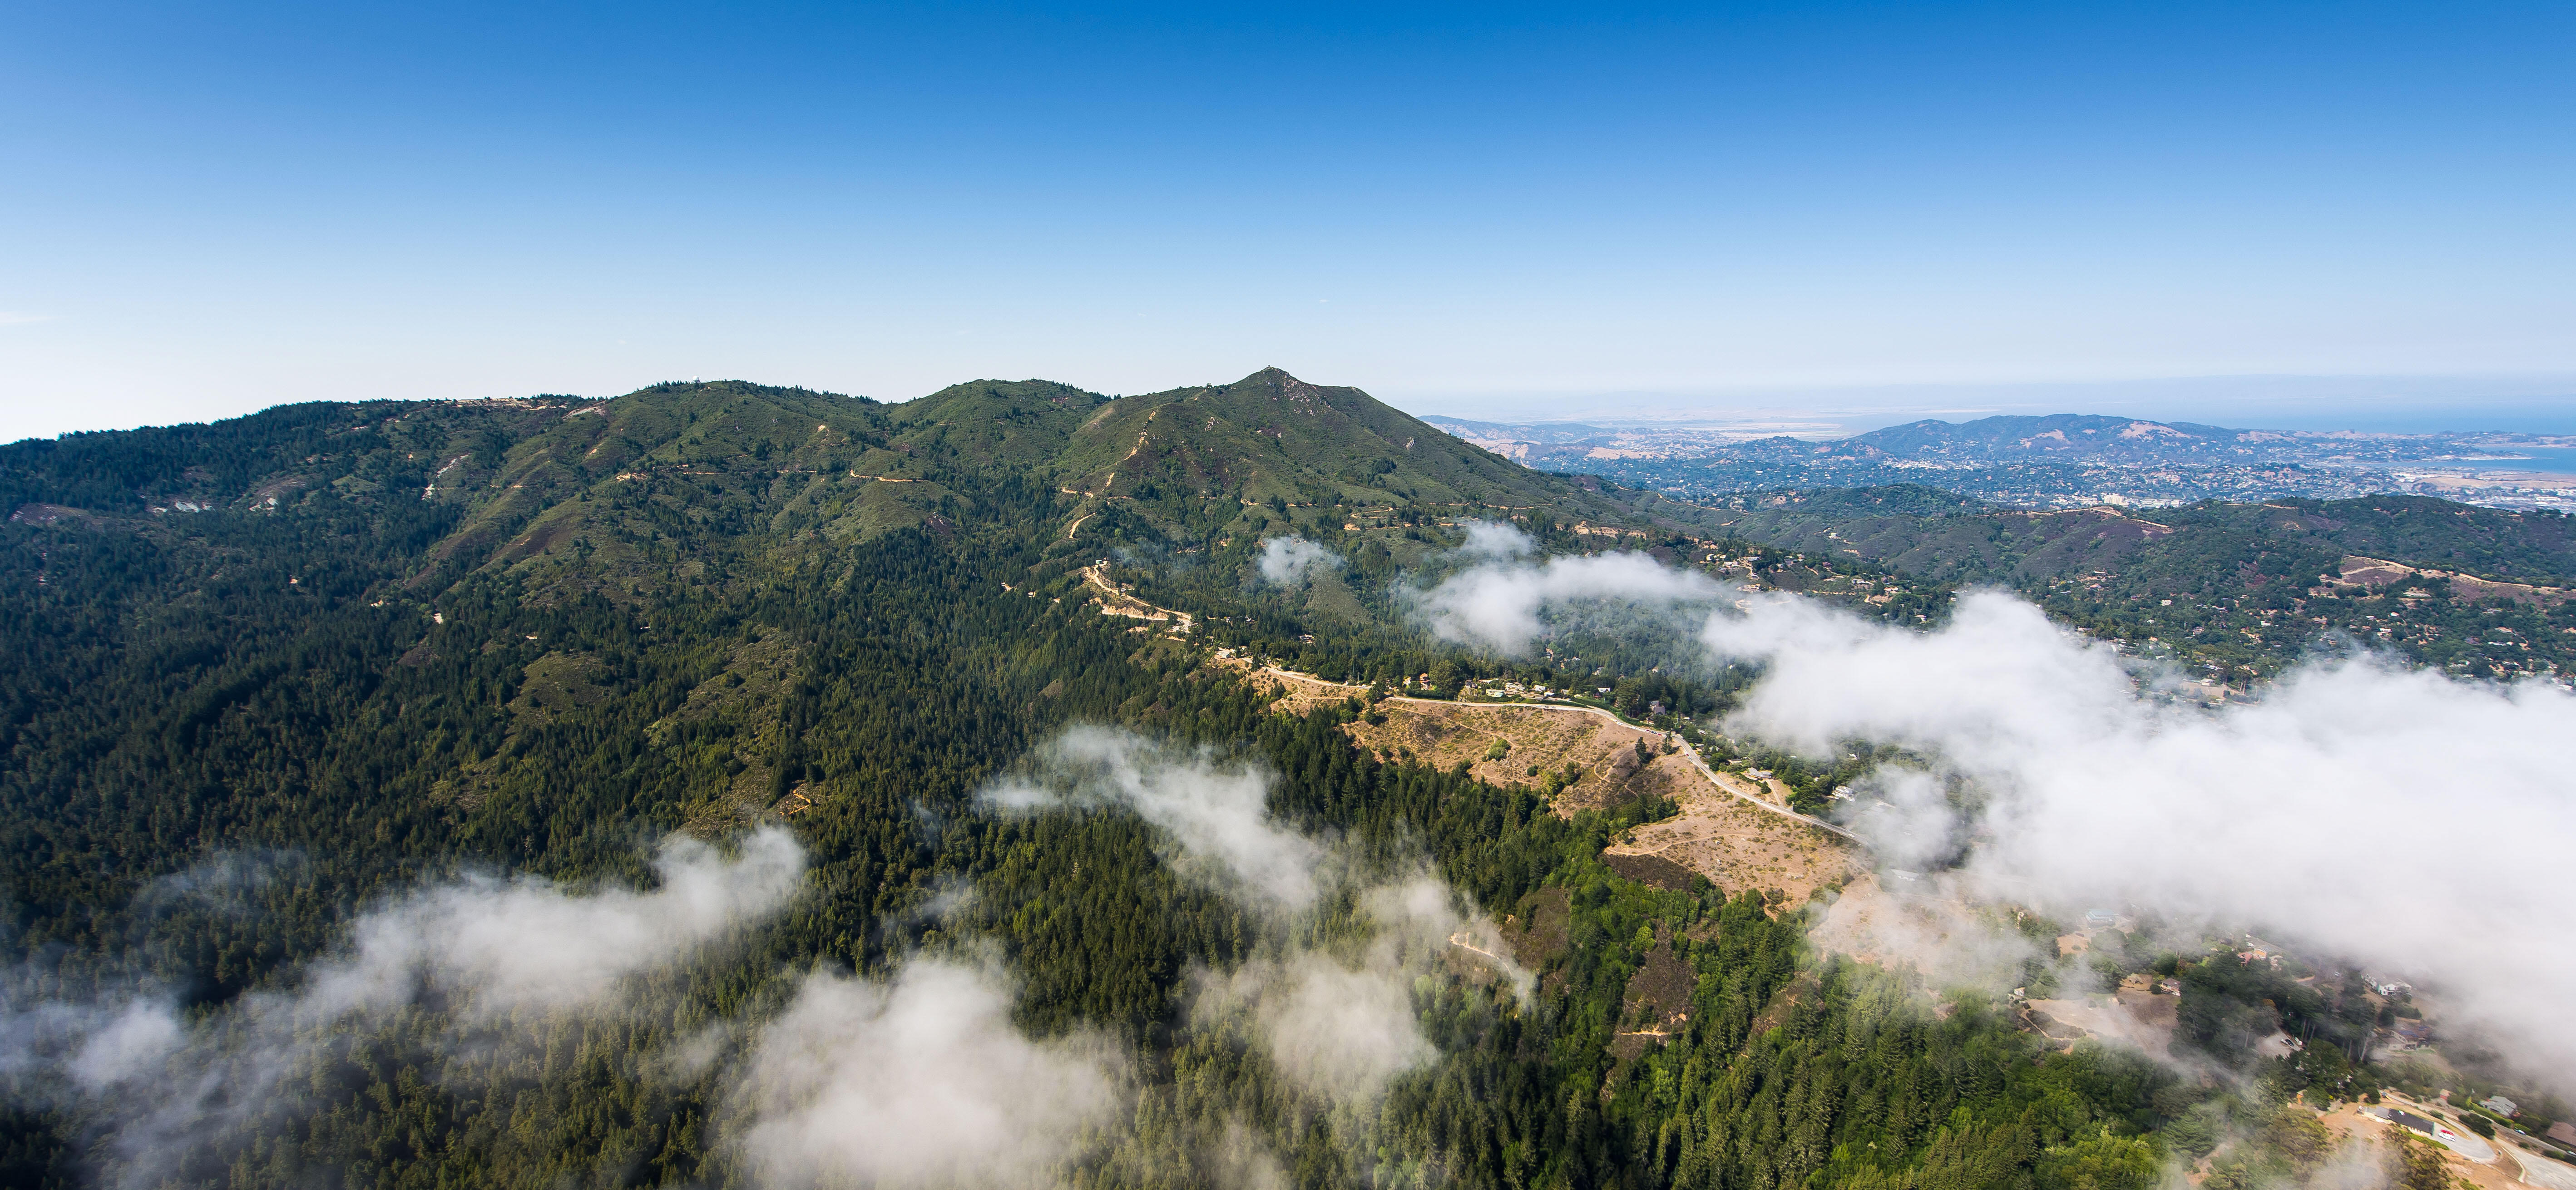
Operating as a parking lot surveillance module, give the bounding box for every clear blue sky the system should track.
[3,1,2571,439]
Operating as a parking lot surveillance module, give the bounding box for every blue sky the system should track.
[3,1,2571,439]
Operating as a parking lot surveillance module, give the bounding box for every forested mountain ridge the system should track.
[2,368,1726,738]
[0,378,2536,1189]
[0,368,1681,607]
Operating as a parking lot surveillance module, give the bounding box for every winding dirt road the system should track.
[1081,576,1858,848]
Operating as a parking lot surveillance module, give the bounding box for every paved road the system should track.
[2363,1106,2498,1163]
[2510,1146,2576,1190]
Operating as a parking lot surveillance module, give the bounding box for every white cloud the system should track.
[1807,874,2048,994]
[986,729,1532,1107]
[1415,542,1726,654]
[1255,536,1341,586]
[66,1002,183,1092]
[1193,876,1530,1103]
[0,829,807,1189]
[983,727,1328,910]
[1424,543,2576,1079]
[1836,767,1971,875]
[1704,591,2134,762]
[1232,955,1432,1099]
[1722,589,2576,1074]
[307,827,806,1019]
[731,958,1125,1189]
[1456,520,1537,560]
[0,998,183,1094]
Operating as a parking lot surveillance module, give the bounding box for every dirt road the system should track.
[1081,566,1193,632]
[1097,577,1865,891]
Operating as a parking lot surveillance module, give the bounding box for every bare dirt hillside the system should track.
[1188,600,1860,903]
[1345,699,1857,903]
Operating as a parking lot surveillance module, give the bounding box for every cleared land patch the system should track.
[1610,781,1856,905]
[1345,699,1857,903]
[2021,992,2178,1059]
[1082,565,1195,631]
[1807,877,2036,987]
[1147,583,1859,904]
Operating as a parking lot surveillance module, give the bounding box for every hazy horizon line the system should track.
[10,368,2576,445]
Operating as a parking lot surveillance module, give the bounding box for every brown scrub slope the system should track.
[1151,572,1861,903]
[1341,697,1858,903]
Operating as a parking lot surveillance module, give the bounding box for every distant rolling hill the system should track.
[1823,413,2289,464]
[1424,410,2297,467]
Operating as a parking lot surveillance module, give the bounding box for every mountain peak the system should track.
[1235,365,1313,394]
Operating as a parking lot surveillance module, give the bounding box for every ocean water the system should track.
[2429,445,2576,475]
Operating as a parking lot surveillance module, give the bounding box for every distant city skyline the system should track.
[4,2,2571,442]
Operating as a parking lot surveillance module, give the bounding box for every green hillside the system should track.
[1056,366,1579,508]
[879,366,1652,548]
[167,369,1687,608]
